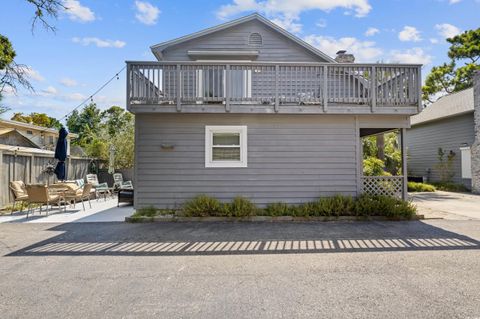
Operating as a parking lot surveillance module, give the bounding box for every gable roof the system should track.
[0,128,42,148]
[0,118,78,138]
[411,88,474,126]
[150,13,336,63]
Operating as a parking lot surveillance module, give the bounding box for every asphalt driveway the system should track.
[411,191,480,220]
[0,220,479,318]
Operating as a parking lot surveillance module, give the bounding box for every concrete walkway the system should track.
[411,191,480,220]
[0,198,133,224]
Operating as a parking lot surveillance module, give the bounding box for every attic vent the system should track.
[249,33,263,46]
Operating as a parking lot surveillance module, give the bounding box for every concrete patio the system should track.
[0,198,133,224]
[411,191,480,220]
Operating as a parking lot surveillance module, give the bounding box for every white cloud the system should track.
[271,16,302,33]
[134,1,161,25]
[304,35,383,62]
[430,38,439,44]
[365,27,379,36]
[449,0,461,4]
[435,23,461,39]
[72,37,126,48]
[398,26,422,42]
[21,66,44,82]
[64,92,86,101]
[39,86,58,96]
[216,0,372,33]
[316,19,327,28]
[60,77,78,87]
[63,0,95,22]
[389,48,432,65]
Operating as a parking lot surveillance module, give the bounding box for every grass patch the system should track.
[431,182,469,193]
[408,182,436,192]
[131,194,417,220]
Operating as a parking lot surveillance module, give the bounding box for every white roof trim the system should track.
[150,13,336,63]
[411,88,474,126]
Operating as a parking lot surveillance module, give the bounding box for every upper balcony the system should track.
[126,61,422,115]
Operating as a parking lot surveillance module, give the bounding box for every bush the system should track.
[264,202,293,216]
[431,182,469,193]
[223,196,257,217]
[354,195,416,219]
[182,195,225,217]
[132,206,157,217]
[408,182,436,192]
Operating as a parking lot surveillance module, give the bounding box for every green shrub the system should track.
[354,195,416,219]
[264,202,293,216]
[408,182,436,192]
[317,195,355,216]
[182,195,225,217]
[132,206,157,217]
[431,182,469,192]
[223,196,257,217]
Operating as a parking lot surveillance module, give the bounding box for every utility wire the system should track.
[60,65,126,121]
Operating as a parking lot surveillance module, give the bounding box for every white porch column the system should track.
[401,128,408,200]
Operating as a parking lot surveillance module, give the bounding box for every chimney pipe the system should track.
[335,50,355,63]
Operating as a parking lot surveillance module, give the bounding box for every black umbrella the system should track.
[54,127,68,181]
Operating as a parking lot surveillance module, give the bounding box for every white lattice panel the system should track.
[362,176,403,198]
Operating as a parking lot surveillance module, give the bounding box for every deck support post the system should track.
[323,65,328,112]
[226,65,231,112]
[417,67,422,113]
[401,128,408,200]
[274,65,279,112]
[176,64,182,112]
[370,66,377,112]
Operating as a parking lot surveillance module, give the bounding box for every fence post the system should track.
[30,154,34,184]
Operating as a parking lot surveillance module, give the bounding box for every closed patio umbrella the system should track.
[54,127,68,181]
[108,144,115,174]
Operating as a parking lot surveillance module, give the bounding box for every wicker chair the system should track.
[25,184,65,218]
[9,181,29,215]
[64,183,93,211]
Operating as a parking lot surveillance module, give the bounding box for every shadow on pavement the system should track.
[6,220,480,257]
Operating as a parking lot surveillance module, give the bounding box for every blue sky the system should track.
[1,0,479,121]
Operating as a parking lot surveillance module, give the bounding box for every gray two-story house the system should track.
[126,13,422,208]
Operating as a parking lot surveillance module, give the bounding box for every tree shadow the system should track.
[6,220,480,257]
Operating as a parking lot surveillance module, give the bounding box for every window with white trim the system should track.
[205,126,247,167]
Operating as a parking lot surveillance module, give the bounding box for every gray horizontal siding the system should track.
[406,113,475,188]
[135,114,358,208]
[162,20,325,62]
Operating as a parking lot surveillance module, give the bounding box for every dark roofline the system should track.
[150,13,336,63]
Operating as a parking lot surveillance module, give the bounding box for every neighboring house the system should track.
[407,89,475,189]
[0,118,78,155]
[126,13,422,208]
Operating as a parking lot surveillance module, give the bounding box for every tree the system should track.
[423,28,480,103]
[25,0,65,32]
[0,35,33,97]
[102,106,134,137]
[11,112,61,128]
[66,103,103,144]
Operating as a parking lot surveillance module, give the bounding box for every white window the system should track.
[205,126,247,168]
[460,146,472,179]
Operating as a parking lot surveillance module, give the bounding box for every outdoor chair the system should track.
[25,184,65,218]
[64,183,93,211]
[113,173,133,190]
[9,181,29,215]
[86,174,111,200]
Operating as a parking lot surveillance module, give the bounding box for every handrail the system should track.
[127,62,421,111]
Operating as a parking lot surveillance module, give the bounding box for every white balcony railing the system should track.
[126,61,421,112]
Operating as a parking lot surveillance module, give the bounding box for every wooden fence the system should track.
[0,150,93,208]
